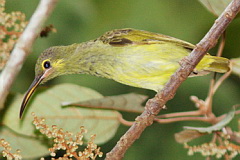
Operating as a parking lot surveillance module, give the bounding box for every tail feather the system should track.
[194,55,230,75]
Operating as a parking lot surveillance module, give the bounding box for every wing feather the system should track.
[99,28,195,49]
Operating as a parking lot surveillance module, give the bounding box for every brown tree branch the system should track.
[105,0,240,159]
[0,0,58,109]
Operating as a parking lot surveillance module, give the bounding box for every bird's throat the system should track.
[65,41,116,79]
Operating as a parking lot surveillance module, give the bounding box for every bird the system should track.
[20,28,230,118]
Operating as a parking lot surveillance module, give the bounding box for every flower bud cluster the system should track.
[32,112,103,160]
[0,139,22,160]
[0,0,27,70]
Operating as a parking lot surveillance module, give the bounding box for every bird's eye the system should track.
[43,60,51,69]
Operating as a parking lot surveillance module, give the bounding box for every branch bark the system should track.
[105,0,240,159]
[0,0,58,109]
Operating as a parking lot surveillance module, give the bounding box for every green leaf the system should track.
[231,58,240,77]
[3,83,120,145]
[184,108,235,134]
[175,130,206,144]
[198,0,232,16]
[0,126,49,159]
[62,93,146,113]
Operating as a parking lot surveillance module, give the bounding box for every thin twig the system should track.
[106,1,240,159]
[156,109,240,124]
[156,99,238,124]
[213,64,232,94]
[205,78,216,115]
[155,116,211,124]
[117,113,134,126]
[205,65,232,115]
[0,0,58,109]
[215,109,240,122]
[225,127,240,144]
[217,31,226,57]
[204,31,227,117]
[156,110,202,119]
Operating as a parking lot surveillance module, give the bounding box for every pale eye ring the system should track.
[43,61,51,69]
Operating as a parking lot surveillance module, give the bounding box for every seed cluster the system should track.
[184,133,240,159]
[0,0,27,70]
[0,139,22,160]
[32,112,103,160]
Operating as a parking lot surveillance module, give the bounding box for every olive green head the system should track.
[35,46,67,84]
[20,45,76,118]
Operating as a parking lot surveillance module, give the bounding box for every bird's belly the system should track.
[117,73,175,91]
[112,59,180,91]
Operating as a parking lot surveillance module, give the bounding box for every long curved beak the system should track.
[19,74,44,119]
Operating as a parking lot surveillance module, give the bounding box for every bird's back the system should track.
[89,29,193,91]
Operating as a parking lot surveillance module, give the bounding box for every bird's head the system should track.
[20,46,67,118]
[35,46,67,84]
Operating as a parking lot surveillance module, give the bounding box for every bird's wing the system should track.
[99,28,195,50]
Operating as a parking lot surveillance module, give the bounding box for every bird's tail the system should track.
[194,55,230,76]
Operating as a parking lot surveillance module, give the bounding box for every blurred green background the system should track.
[4,0,240,159]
